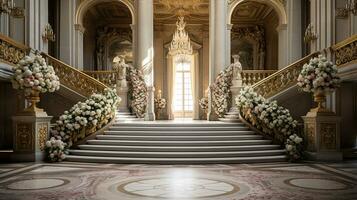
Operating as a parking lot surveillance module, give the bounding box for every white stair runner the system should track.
[66,112,286,164]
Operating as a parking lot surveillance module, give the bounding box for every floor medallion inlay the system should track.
[7,178,68,190]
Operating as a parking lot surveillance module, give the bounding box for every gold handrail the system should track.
[242,70,277,86]
[0,34,30,65]
[83,70,117,87]
[331,34,357,67]
[251,52,320,98]
[41,53,109,98]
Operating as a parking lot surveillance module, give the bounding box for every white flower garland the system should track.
[236,87,303,161]
[211,66,233,117]
[198,97,208,112]
[127,65,147,118]
[48,88,119,160]
[155,98,166,110]
[297,55,340,93]
[11,54,60,96]
[45,137,68,162]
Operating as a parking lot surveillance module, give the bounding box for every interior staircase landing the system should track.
[66,112,286,164]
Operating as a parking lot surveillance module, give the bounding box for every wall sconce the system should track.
[42,24,55,42]
[336,0,357,18]
[0,0,25,18]
[304,24,318,44]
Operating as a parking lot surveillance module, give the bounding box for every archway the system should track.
[75,0,134,71]
[228,0,288,68]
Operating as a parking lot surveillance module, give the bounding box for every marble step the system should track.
[69,149,285,158]
[218,118,241,123]
[78,144,282,152]
[111,122,244,127]
[108,126,249,131]
[65,155,287,164]
[96,134,263,141]
[104,130,256,136]
[86,139,273,146]
[224,114,239,119]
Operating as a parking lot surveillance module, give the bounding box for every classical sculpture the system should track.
[232,54,242,80]
[96,46,104,70]
[113,56,128,88]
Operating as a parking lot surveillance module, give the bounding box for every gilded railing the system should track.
[0,34,30,65]
[83,70,117,87]
[331,34,357,67]
[242,70,277,86]
[252,52,320,98]
[41,53,108,98]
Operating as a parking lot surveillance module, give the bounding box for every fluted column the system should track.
[208,0,228,120]
[137,0,155,121]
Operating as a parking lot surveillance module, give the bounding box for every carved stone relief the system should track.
[306,123,315,151]
[320,123,337,150]
[15,123,33,151]
[38,123,48,151]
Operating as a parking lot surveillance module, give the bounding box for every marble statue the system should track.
[96,47,104,70]
[113,56,128,88]
[232,54,242,80]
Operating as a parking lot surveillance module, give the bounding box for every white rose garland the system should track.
[236,87,303,161]
[211,65,233,117]
[127,65,148,118]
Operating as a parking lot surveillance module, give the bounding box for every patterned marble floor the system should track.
[0,161,356,200]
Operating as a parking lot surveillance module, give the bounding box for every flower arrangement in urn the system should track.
[11,53,60,113]
[154,90,166,119]
[236,87,303,161]
[297,55,340,112]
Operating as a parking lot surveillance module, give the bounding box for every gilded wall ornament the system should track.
[15,123,33,151]
[320,123,337,150]
[38,123,48,151]
[304,24,318,44]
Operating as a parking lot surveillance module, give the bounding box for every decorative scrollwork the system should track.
[41,53,108,98]
[241,70,277,86]
[331,35,357,66]
[84,71,117,88]
[0,34,29,65]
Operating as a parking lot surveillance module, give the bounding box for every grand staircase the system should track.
[66,111,286,164]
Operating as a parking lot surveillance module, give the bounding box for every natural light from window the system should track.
[174,61,193,118]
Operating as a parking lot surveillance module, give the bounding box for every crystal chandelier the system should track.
[0,0,24,18]
[169,16,193,62]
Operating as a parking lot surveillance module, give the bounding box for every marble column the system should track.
[0,12,10,36]
[310,0,335,52]
[208,0,228,120]
[26,0,49,53]
[277,24,288,69]
[59,0,77,67]
[287,0,302,63]
[74,24,84,70]
[137,0,155,121]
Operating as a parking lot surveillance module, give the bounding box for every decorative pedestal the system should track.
[12,111,52,162]
[116,85,129,112]
[302,111,342,161]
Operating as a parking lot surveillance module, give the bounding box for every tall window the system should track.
[174,61,193,118]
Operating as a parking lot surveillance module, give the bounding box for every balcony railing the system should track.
[331,34,357,67]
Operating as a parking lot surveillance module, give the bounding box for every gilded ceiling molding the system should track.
[228,0,287,25]
[75,0,136,27]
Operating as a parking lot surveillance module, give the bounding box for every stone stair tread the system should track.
[69,149,285,157]
[78,144,282,151]
[104,130,256,134]
[96,135,263,140]
[65,155,287,164]
[87,139,272,146]
[111,122,244,127]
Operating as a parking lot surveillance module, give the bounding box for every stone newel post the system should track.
[12,95,52,162]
